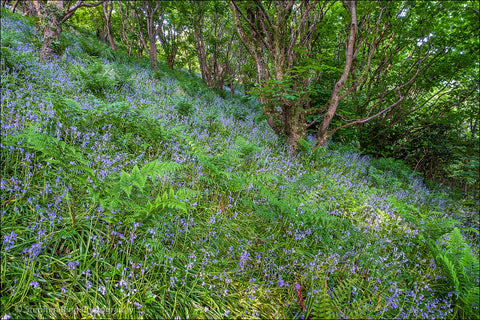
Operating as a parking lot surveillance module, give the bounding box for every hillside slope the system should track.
[1,9,478,319]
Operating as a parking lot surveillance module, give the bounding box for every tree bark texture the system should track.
[37,0,102,60]
[39,0,64,59]
[102,0,117,51]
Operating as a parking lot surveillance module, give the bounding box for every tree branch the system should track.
[230,0,271,52]
[62,0,103,23]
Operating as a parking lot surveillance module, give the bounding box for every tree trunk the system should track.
[118,3,134,56]
[194,27,211,86]
[103,0,117,51]
[132,3,160,70]
[167,52,176,70]
[10,0,19,13]
[147,12,159,70]
[39,1,63,60]
[25,0,39,17]
[284,104,307,153]
[316,0,357,147]
[148,34,158,70]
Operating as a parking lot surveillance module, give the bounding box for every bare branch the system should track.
[62,0,103,23]
[230,0,271,52]
[471,3,480,17]
[327,92,405,136]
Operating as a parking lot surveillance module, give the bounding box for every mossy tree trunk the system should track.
[35,0,102,60]
[39,1,63,59]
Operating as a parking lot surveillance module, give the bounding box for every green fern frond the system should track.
[439,254,461,296]
[460,247,478,276]
[112,160,181,198]
[332,277,359,304]
[97,160,183,225]
[311,279,336,319]
[433,227,480,315]
[460,287,479,318]
[447,227,465,258]
[226,176,248,193]
[146,187,196,215]
[197,175,219,187]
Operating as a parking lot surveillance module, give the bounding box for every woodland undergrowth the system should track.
[1,8,479,319]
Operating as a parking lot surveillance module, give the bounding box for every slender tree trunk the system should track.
[146,12,159,69]
[103,0,117,51]
[10,0,19,13]
[166,53,175,69]
[194,27,211,86]
[118,3,132,56]
[316,0,357,147]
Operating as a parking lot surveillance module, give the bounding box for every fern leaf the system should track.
[439,254,460,297]
[311,279,336,319]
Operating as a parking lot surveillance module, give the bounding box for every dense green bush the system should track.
[77,36,114,61]
[72,61,126,96]
[174,97,196,118]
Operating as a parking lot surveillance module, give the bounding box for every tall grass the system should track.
[1,8,479,319]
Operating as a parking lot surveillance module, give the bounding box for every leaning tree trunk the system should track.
[316,0,357,147]
[39,1,63,60]
[10,0,19,13]
[194,27,212,87]
[103,0,117,51]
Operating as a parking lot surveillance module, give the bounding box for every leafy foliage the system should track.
[77,36,115,61]
[96,160,187,226]
[430,228,480,318]
[174,97,196,119]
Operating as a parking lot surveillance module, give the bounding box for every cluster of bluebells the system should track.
[2,231,17,251]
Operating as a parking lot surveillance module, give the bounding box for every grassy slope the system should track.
[1,8,479,319]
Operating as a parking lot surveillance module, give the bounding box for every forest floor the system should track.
[1,8,479,319]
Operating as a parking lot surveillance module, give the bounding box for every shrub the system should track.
[153,70,165,80]
[78,36,114,61]
[179,77,206,97]
[73,61,116,96]
[175,98,196,119]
